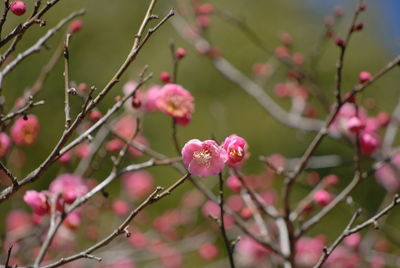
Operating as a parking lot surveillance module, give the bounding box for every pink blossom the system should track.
[364,117,380,132]
[359,131,380,155]
[222,135,248,168]
[49,174,88,204]
[375,154,400,192]
[23,190,49,215]
[314,190,332,206]
[226,175,242,193]
[0,132,11,157]
[63,212,81,229]
[160,72,171,83]
[344,233,361,248]
[112,200,129,216]
[58,151,72,164]
[323,174,340,187]
[6,210,31,233]
[157,83,194,123]
[376,112,390,127]
[181,139,227,177]
[226,194,244,212]
[199,243,219,260]
[295,236,325,267]
[127,135,148,157]
[11,115,40,146]
[123,171,154,200]
[113,115,138,140]
[142,85,161,112]
[240,207,253,220]
[128,229,148,248]
[325,246,360,268]
[236,236,270,266]
[347,116,364,133]
[75,143,91,159]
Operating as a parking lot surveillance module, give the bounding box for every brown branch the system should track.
[63,33,72,128]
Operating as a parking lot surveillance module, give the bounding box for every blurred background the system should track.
[1,0,400,267]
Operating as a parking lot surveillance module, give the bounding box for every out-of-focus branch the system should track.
[172,14,325,133]
[0,9,86,88]
[63,33,72,128]
[314,194,400,268]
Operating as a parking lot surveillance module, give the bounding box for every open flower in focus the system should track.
[181,139,227,177]
[222,135,248,168]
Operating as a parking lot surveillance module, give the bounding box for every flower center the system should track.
[229,148,244,162]
[193,149,212,167]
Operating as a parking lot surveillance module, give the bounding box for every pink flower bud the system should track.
[175,48,186,59]
[358,4,367,11]
[226,194,244,212]
[275,46,290,58]
[199,243,219,260]
[78,82,88,91]
[313,190,332,206]
[182,139,227,177]
[58,151,72,164]
[222,135,248,168]
[68,19,83,33]
[0,132,11,157]
[323,174,339,187]
[10,1,26,16]
[335,38,345,48]
[89,110,102,122]
[240,207,253,220]
[75,143,91,159]
[23,191,49,215]
[347,116,365,133]
[359,71,372,83]
[252,63,270,76]
[106,138,123,152]
[160,72,171,83]
[196,15,211,28]
[359,132,380,155]
[226,175,242,193]
[112,200,129,216]
[352,22,364,32]
[11,114,40,146]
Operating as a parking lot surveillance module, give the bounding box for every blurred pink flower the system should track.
[199,243,219,260]
[157,83,194,123]
[11,115,40,146]
[123,171,154,200]
[49,174,88,204]
[0,132,11,157]
[23,190,49,215]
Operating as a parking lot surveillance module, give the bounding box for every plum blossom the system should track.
[23,190,49,215]
[49,174,88,204]
[11,114,40,146]
[0,132,11,157]
[222,135,248,168]
[181,139,227,177]
[157,83,194,125]
[123,171,154,200]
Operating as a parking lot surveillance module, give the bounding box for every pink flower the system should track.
[11,115,40,146]
[236,236,270,266]
[347,116,364,133]
[325,246,360,268]
[359,71,372,83]
[143,85,161,112]
[112,200,129,216]
[157,83,194,123]
[199,243,219,260]
[314,190,332,206]
[359,131,380,155]
[226,175,242,193]
[58,151,72,164]
[68,19,83,33]
[295,236,325,267]
[344,233,361,248]
[0,132,11,157]
[113,115,138,140]
[23,190,49,215]
[63,212,81,230]
[375,154,400,192]
[222,135,247,168]
[181,139,227,177]
[49,174,88,204]
[123,171,154,200]
[6,210,31,233]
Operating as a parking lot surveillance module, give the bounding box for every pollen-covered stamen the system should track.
[229,147,244,163]
[193,149,212,167]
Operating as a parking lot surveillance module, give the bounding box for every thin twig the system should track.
[63,33,72,128]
